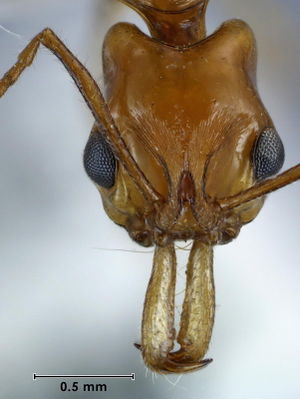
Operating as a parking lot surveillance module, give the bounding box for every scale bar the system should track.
[33,373,135,381]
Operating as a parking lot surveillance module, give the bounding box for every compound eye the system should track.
[83,130,116,189]
[253,127,285,180]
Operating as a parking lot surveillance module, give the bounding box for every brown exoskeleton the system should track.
[0,0,299,374]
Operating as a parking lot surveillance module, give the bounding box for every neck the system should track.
[124,0,209,47]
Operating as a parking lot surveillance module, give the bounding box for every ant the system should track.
[0,0,299,375]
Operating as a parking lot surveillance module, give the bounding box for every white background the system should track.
[0,0,299,398]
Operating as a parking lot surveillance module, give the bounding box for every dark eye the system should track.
[253,127,285,180]
[83,129,116,189]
